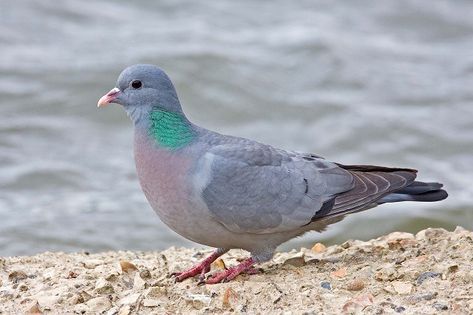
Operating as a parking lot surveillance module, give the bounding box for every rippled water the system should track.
[1,0,472,256]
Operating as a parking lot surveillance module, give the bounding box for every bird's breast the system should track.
[133,130,223,245]
[134,130,192,215]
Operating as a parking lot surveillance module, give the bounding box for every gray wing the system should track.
[198,142,354,234]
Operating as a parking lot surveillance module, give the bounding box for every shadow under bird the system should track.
[98,64,448,284]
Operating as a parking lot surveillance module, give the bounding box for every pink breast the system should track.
[133,130,193,225]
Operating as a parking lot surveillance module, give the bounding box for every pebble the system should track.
[407,292,438,304]
[320,281,331,290]
[36,295,62,308]
[311,243,326,253]
[95,278,114,294]
[105,272,119,281]
[120,261,138,273]
[142,298,162,307]
[212,258,226,270]
[342,294,374,313]
[283,254,305,267]
[139,268,151,279]
[223,288,237,308]
[105,306,119,315]
[9,270,28,283]
[331,267,347,278]
[346,279,365,291]
[118,305,131,315]
[432,302,449,311]
[394,305,406,313]
[447,265,459,273]
[187,293,211,310]
[26,301,42,314]
[86,296,112,313]
[82,259,103,269]
[73,303,89,314]
[391,281,412,295]
[67,294,83,305]
[416,271,441,285]
[133,272,146,291]
[119,293,141,305]
[375,266,397,282]
[416,228,448,242]
[78,290,93,303]
[145,286,167,298]
[386,232,415,241]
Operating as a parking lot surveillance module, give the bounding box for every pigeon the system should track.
[98,64,448,284]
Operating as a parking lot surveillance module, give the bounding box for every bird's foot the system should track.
[204,257,255,284]
[173,249,225,282]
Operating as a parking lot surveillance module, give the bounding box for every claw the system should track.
[197,279,206,286]
[204,257,256,285]
[172,249,226,282]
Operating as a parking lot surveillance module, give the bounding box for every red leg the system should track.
[174,248,227,282]
[205,257,255,284]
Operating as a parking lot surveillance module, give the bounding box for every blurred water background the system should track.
[1,0,472,256]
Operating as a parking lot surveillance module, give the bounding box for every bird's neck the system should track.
[146,108,196,150]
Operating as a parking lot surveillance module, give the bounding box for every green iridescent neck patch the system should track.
[149,109,195,149]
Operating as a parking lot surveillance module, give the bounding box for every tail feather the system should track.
[312,164,448,222]
[379,181,448,204]
[319,165,417,219]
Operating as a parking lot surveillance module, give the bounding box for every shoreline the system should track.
[1,227,472,314]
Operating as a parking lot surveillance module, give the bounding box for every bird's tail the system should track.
[317,164,448,220]
[378,181,448,204]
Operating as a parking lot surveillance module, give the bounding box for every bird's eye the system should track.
[131,80,142,89]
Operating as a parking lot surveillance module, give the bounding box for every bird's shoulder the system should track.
[196,129,327,169]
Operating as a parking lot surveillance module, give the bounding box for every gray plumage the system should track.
[98,64,448,283]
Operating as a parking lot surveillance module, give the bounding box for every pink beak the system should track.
[97,88,121,107]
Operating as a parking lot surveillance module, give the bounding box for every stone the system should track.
[331,267,347,278]
[222,288,237,308]
[9,270,28,283]
[283,253,305,267]
[211,258,226,270]
[133,272,146,291]
[139,269,151,279]
[432,302,448,311]
[82,259,103,269]
[36,295,62,308]
[186,293,211,310]
[392,281,412,295]
[119,293,141,305]
[105,306,120,315]
[394,306,406,313]
[95,278,114,294]
[120,261,138,273]
[118,305,131,315]
[145,286,167,298]
[86,296,112,313]
[406,292,438,304]
[311,243,326,253]
[143,298,162,307]
[416,271,441,285]
[320,282,331,290]
[346,279,365,291]
[26,301,42,314]
[342,294,374,313]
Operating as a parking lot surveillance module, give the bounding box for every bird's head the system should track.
[98,64,182,124]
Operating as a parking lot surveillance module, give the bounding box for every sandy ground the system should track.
[1,227,472,314]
